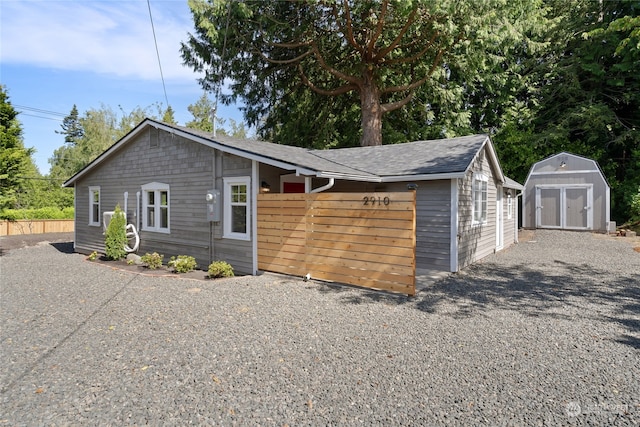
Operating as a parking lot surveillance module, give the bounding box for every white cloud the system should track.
[0,0,199,81]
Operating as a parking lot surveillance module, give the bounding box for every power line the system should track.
[147,0,170,109]
[18,113,63,122]
[15,104,67,118]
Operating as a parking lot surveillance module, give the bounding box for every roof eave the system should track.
[63,119,319,186]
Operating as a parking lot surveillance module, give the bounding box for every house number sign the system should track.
[363,196,390,206]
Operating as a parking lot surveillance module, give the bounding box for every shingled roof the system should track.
[64,119,513,186]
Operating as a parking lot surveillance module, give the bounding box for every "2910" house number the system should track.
[363,196,390,206]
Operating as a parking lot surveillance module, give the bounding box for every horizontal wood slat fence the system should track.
[257,192,416,295]
[0,220,75,236]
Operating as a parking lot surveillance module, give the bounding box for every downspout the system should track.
[310,178,335,194]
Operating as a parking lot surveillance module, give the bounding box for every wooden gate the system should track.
[257,192,416,295]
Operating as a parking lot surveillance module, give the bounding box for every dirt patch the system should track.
[86,256,230,282]
[518,229,536,242]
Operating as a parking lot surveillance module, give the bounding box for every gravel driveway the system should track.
[1,230,638,425]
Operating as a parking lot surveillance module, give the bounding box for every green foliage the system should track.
[631,187,640,219]
[141,252,164,270]
[88,251,98,261]
[181,0,546,147]
[207,261,234,279]
[0,206,74,220]
[104,205,127,261]
[0,85,39,210]
[168,255,197,273]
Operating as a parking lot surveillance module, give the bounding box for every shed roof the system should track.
[63,119,516,187]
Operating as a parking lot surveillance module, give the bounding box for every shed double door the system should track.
[535,186,593,230]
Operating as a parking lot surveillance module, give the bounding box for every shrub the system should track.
[168,255,197,273]
[631,186,640,219]
[88,251,98,261]
[104,205,127,260]
[141,252,164,270]
[0,207,74,220]
[207,261,234,279]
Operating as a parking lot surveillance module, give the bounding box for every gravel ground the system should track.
[0,230,638,426]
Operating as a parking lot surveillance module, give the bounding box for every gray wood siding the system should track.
[74,128,255,275]
[415,181,451,270]
[457,147,499,269]
[503,188,516,247]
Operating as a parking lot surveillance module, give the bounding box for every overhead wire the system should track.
[147,0,170,109]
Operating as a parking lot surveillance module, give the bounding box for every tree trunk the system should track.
[359,69,383,146]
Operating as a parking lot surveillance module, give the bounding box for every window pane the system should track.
[93,205,99,222]
[160,191,168,206]
[160,207,168,228]
[231,205,246,233]
[148,191,155,205]
[147,208,155,227]
[93,191,99,203]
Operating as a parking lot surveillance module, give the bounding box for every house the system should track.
[63,118,523,278]
[522,152,610,232]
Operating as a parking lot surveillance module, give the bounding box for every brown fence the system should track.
[257,192,416,295]
[0,220,75,236]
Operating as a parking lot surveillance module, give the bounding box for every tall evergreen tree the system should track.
[0,85,37,210]
[55,104,84,145]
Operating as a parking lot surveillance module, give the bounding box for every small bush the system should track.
[88,251,98,261]
[168,255,197,273]
[207,261,234,279]
[141,252,164,270]
[105,205,127,261]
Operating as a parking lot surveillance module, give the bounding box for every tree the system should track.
[0,85,37,210]
[182,0,544,147]
[49,104,164,181]
[185,93,215,132]
[520,0,640,222]
[55,104,84,145]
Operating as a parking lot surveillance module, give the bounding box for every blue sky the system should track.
[1,0,243,174]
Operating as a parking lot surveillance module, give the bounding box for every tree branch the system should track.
[374,7,418,61]
[298,65,358,96]
[258,49,313,65]
[310,41,361,85]
[383,32,439,65]
[341,0,365,54]
[381,48,445,94]
[380,92,415,114]
[366,0,388,57]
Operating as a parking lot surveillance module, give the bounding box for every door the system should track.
[565,187,588,229]
[537,188,561,228]
[535,186,592,230]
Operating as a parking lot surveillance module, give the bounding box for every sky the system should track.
[1,0,243,175]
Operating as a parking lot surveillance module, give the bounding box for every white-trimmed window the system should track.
[223,177,250,240]
[472,174,488,224]
[89,186,100,226]
[507,193,513,219]
[142,182,170,233]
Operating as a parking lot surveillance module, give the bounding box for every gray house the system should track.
[64,119,523,276]
[523,152,610,232]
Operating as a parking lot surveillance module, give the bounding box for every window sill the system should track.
[223,233,250,241]
[141,228,171,234]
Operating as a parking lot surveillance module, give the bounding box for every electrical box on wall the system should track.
[206,189,221,222]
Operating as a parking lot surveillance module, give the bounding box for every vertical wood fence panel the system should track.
[257,192,416,295]
[0,220,75,236]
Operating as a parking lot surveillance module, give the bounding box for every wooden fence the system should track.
[257,192,416,295]
[0,220,75,236]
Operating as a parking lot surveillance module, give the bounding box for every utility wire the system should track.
[147,0,170,110]
[14,105,67,117]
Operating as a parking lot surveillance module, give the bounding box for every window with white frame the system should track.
[223,177,250,240]
[89,186,100,226]
[472,174,488,224]
[507,193,513,219]
[142,182,170,233]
